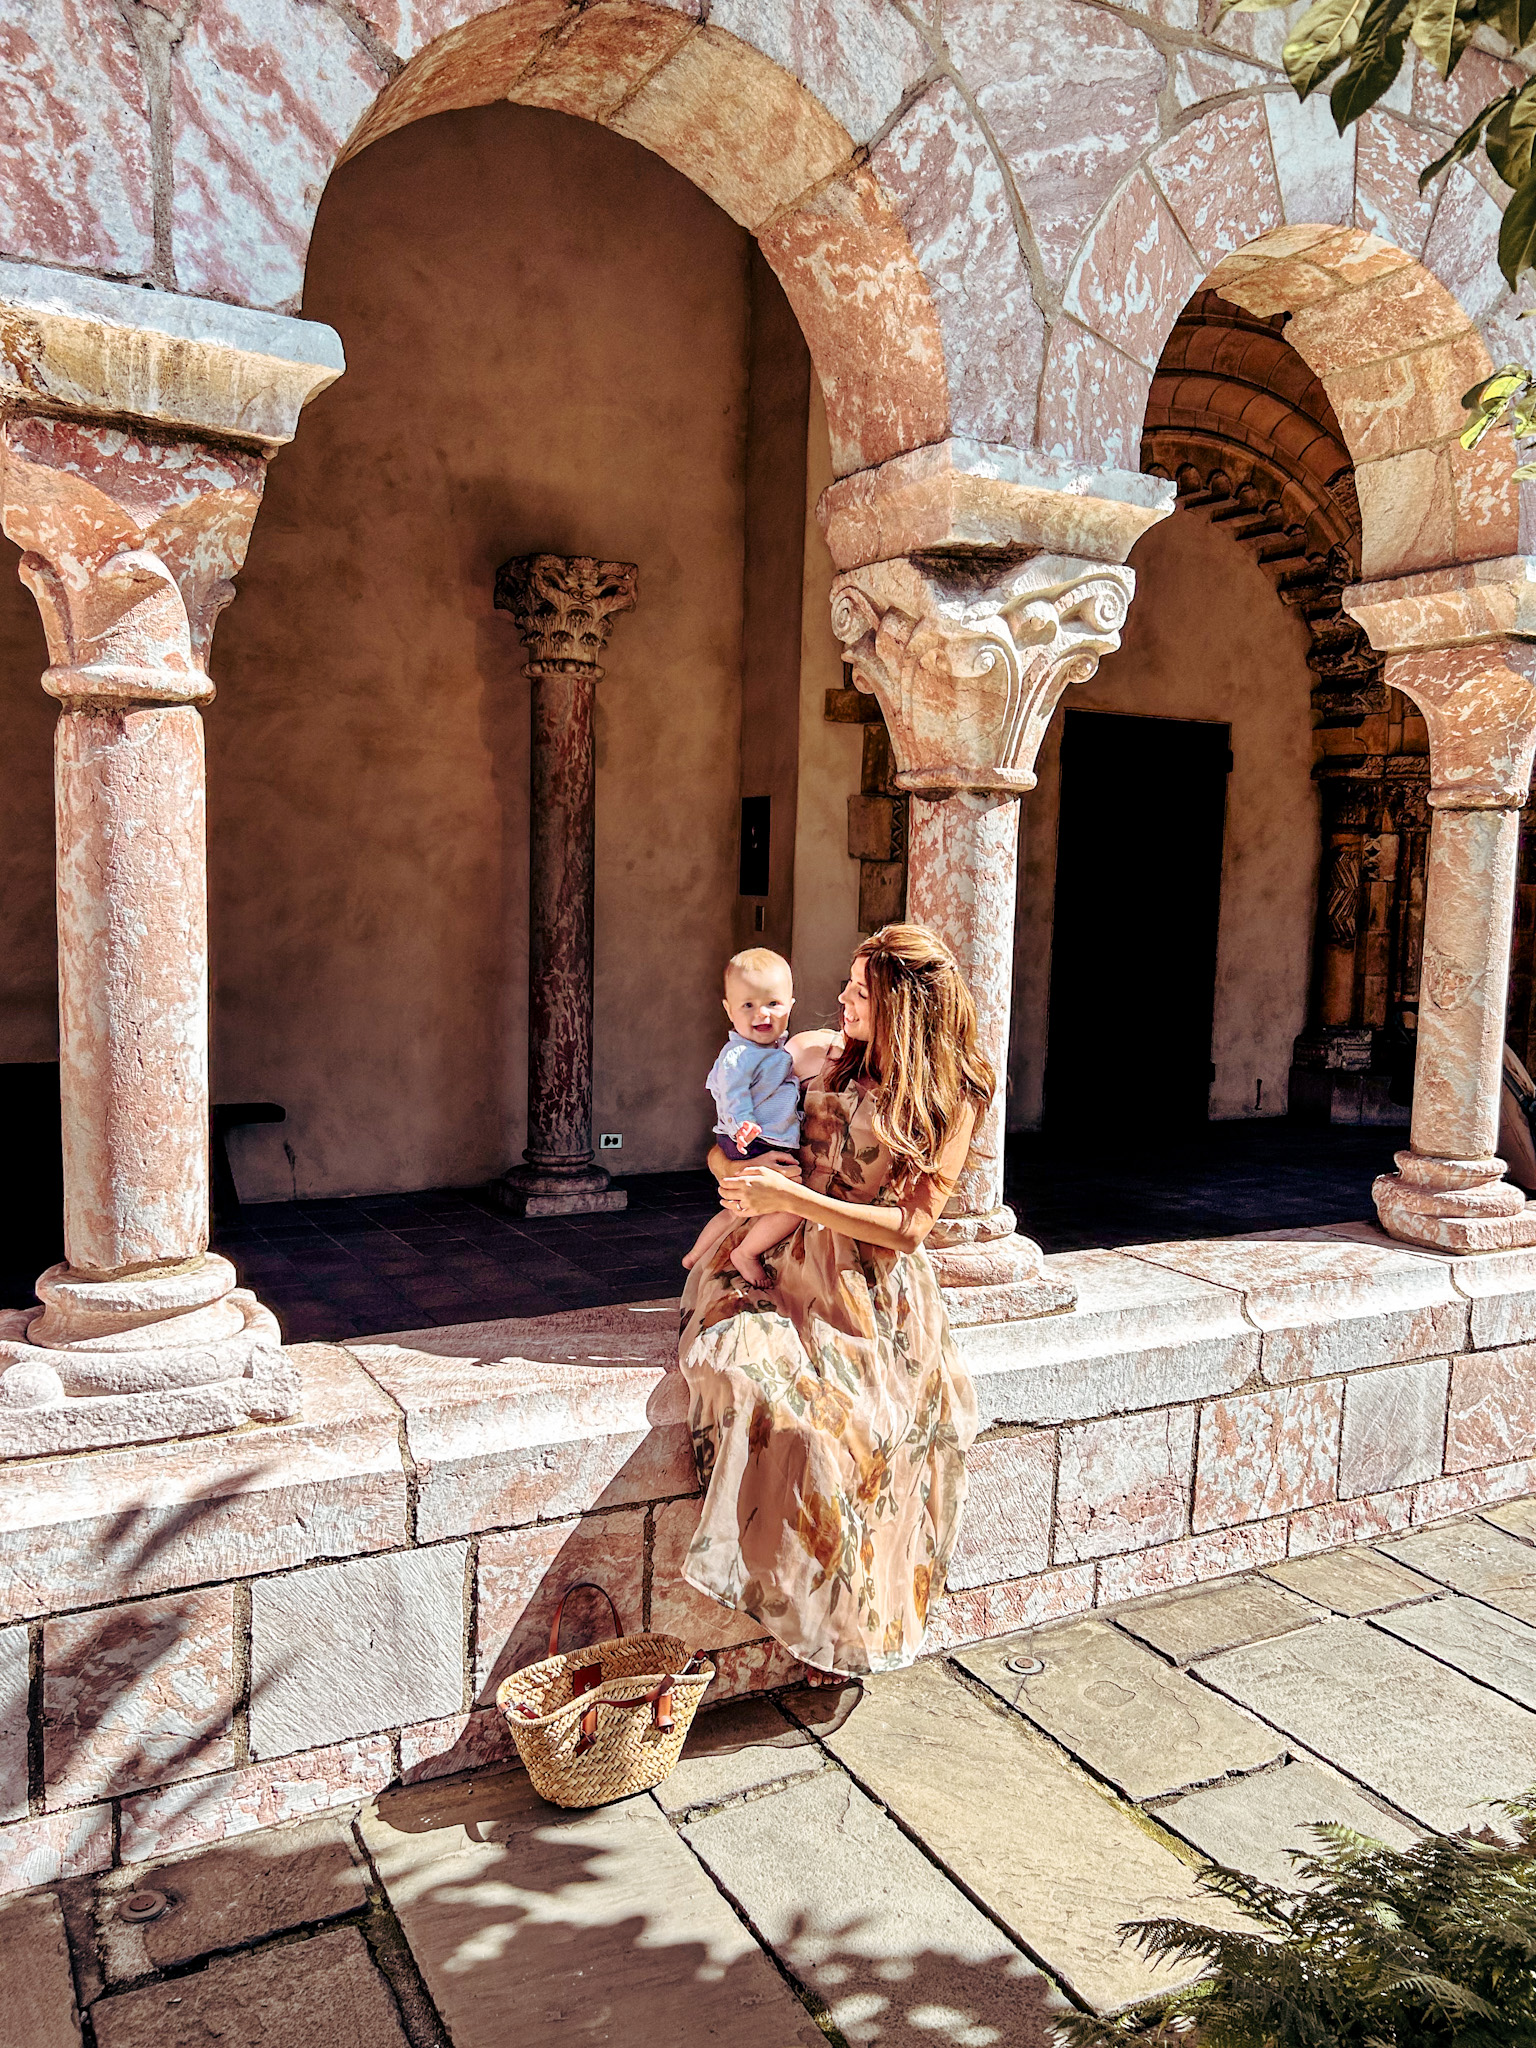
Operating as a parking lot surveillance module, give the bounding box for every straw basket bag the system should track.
[496,1582,714,1808]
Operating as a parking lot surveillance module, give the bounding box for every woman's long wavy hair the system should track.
[821,923,995,1191]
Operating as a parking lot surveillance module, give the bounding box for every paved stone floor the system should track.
[128,1122,1408,1346]
[13,1497,1536,2047]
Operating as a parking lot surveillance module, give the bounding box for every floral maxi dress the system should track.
[678,1077,978,1676]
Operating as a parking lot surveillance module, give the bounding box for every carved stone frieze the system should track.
[829,553,1135,796]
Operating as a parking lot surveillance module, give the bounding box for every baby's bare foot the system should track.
[731,1248,770,1288]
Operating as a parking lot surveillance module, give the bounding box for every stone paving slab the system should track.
[1378,1522,1536,1625]
[359,1769,824,2046]
[90,1925,408,2048]
[653,1698,825,1816]
[0,1891,81,2048]
[1370,1594,1536,1710]
[785,1664,1245,2013]
[1484,1497,1536,1542]
[684,1764,1065,2045]
[1155,1759,1420,1891]
[1114,1578,1322,1665]
[1196,1617,1536,1835]
[95,1814,367,1981]
[958,1618,1285,1798]
[1262,1548,1439,1615]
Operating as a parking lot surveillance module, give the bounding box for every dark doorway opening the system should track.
[1045,710,1230,1133]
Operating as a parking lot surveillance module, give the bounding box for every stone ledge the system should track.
[956,1248,1257,1426]
[0,1345,406,1623]
[1124,1226,1469,1381]
[348,1302,693,1543]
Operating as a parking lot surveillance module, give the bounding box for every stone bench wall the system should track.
[3,1222,1535,1897]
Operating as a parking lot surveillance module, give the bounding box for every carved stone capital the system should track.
[816,438,1173,572]
[1381,644,1536,810]
[494,554,639,677]
[829,554,1136,796]
[0,414,266,705]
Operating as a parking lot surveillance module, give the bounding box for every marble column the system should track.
[831,552,1136,1320]
[0,263,341,1456]
[1345,560,1536,1250]
[494,554,638,1217]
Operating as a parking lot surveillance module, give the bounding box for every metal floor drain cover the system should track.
[118,1890,169,1923]
[1003,1653,1044,1676]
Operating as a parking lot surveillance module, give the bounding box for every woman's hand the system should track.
[720,1165,798,1217]
[707,1145,802,1185]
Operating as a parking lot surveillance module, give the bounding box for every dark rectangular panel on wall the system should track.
[1046,710,1230,1132]
[740,795,770,896]
[733,244,811,955]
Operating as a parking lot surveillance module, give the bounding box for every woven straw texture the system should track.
[497,1630,714,1808]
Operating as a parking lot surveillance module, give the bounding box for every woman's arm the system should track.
[707,1143,802,1184]
[720,1104,975,1256]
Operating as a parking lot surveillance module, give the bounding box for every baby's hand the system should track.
[734,1119,762,1148]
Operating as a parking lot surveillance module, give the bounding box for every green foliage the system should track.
[1225,0,1536,288]
[1052,1797,1536,2048]
[1461,361,1536,474]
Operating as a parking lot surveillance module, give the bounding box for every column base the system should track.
[0,1254,297,1460]
[1374,1150,1536,1252]
[927,1206,1076,1324]
[493,1161,627,1218]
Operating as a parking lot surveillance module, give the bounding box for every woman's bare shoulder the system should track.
[787,1029,839,1081]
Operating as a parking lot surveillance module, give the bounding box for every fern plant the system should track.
[1053,1797,1536,2047]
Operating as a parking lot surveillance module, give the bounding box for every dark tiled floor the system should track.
[0,1121,1411,1343]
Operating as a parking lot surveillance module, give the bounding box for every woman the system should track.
[678,922,993,1677]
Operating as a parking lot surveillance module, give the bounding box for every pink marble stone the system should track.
[0,1345,405,1624]
[0,1626,25,1823]
[651,1498,766,1650]
[925,1563,1097,1651]
[1147,99,1283,270]
[1063,168,1203,372]
[758,162,950,476]
[43,1587,235,1804]
[399,1707,518,1784]
[1053,1406,1196,1563]
[612,23,851,232]
[1412,43,1524,131]
[1286,1485,1417,1554]
[1446,1345,1536,1471]
[1413,1458,1536,1522]
[1286,259,1470,377]
[349,1317,692,1539]
[1354,109,1439,258]
[1193,1382,1343,1532]
[345,0,570,155]
[708,0,928,143]
[947,0,1165,285]
[0,0,153,275]
[1172,48,1268,106]
[1095,1518,1288,1605]
[171,0,388,312]
[1037,319,1151,470]
[870,80,1044,446]
[118,1735,395,1864]
[474,1508,646,1703]
[0,1805,112,1900]
[1325,331,1492,463]
[946,1430,1054,1589]
[513,1,695,123]
[1339,1357,1450,1496]
[1266,91,1357,229]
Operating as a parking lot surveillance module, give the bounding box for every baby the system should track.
[683,948,803,1288]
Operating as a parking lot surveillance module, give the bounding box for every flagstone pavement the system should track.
[10,1497,1536,2048]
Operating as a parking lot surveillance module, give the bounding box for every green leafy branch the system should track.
[1222,0,1536,287]
[1053,1797,1536,2047]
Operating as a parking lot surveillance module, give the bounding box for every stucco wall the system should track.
[1010,510,1320,1129]
[791,383,865,1036]
[206,103,755,1199]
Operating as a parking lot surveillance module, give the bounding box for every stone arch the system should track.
[319,1,949,479]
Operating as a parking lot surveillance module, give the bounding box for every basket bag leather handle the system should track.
[548,1581,624,1660]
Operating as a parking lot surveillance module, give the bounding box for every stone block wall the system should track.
[3,1227,1535,1897]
